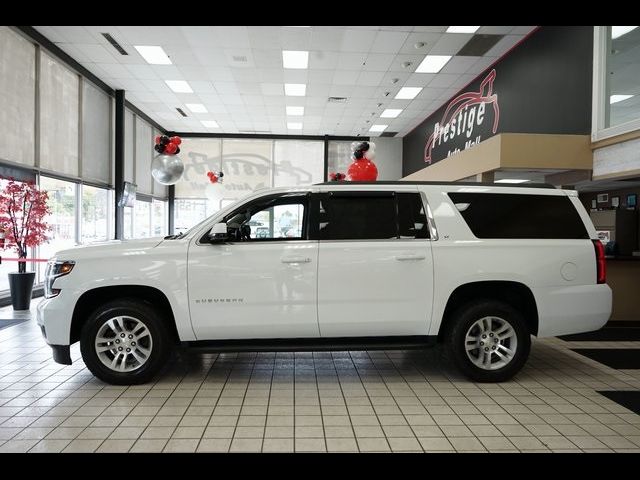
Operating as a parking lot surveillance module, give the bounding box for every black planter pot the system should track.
[8,272,36,311]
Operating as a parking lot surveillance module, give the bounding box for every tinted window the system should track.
[448,193,588,239]
[317,193,397,240]
[397,193,430,239]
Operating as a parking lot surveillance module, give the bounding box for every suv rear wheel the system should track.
[445,300,531,382]
[80,299,171,385]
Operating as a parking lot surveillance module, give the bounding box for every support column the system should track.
[114,90,125,240]
[168,184,175,235]
[323,135,329,181]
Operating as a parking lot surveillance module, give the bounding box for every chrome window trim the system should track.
[421,190,439,241]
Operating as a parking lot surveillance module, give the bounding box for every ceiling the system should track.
[33,26,536,137]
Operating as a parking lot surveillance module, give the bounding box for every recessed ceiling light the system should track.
[285,83,306,96]
[286,106,304,116]
[446,26,481,34]
[495,179,529,184]
[395,87,422,100]
[416,55,452,73]
[610,94,634,104]
[287,122,303,130]
[369,124,388,132]
[201,120,219,128]
[185,103,207,113]
[134,45,172,65]
[165,80,193,93]
[611,26,638,39]
[282,50,309,69]
[380,109,403,118]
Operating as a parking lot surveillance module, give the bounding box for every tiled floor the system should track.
[1,300,640,453]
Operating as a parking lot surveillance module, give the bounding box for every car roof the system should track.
[314,180,556,189]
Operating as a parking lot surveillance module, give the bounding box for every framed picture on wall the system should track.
[628,194,637,208]
[611,196,620,208]
[597,193,609,203]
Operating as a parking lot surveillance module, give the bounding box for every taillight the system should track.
[592,239,606,284]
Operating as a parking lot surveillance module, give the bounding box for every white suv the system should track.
[37,181,612,385]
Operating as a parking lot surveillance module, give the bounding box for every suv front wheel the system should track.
[80,299,171,385]
[446,300,531,382]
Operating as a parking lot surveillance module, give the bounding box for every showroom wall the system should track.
[402,26,594,176]
[0,26,166,294]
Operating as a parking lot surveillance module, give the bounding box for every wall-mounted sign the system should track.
[402,26,594,176]
[424,69,500,165]
[597,231,611,243]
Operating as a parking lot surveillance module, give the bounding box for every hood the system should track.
[51,237,165,261]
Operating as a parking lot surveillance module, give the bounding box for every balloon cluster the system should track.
[154,135,182,155]
[206,171,224,184]
[329,172,346,182]
[347,141,378,182]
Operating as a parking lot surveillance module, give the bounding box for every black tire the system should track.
[80,298,172,385]
[444,300,531,383]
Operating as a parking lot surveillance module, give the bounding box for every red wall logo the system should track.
[424,69,500,164]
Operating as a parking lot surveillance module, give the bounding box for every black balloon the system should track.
[160,135,170,145]
[218,171,224,178]
[175,147,181,154]
[154,144,165,153]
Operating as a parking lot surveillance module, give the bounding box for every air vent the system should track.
[232,55,248,62]
[328,97,348,103]
[101,33,128,56]
[380,131,398,137]
[175,108,188,117]
[458,34,504,56]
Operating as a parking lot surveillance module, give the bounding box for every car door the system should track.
[188,192,320,340]
[315,189,434,337]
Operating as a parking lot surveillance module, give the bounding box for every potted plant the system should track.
[0,178,50,310]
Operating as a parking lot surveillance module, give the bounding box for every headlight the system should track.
[44,260,75,299]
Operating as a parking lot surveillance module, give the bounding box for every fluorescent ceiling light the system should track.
[610,94,634,104]
[446,26,481,34]
[495,179,529,184]
[285,83,306,96]
[395,87,422,100]
[201,120,219,128]
[165,80,193,93]
[286,106,304,116]
[287,122,303,129]
[612,26,638,39]
[380,108,403,118]
[369,124,388,132]
[282,50,309,69]
[134,45,172,65]
[416,55,452,73]
[185,103,207,113]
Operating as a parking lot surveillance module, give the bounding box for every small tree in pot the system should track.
[0,178,50,310]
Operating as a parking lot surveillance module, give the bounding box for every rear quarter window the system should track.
[447,192,589,239]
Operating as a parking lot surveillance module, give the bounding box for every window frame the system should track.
[592,26,640,142]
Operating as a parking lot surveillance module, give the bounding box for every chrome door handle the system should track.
[395,254,426,261]
[281,256,311,264]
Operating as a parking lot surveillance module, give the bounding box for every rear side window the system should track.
[315,192,430,240]
[448,192,589,239]
[317,194,397,240]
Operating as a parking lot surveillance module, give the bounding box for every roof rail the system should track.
[314,180,557,189]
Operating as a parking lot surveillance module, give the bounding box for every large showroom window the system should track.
[592,26,640,140]
[173,138,324,232]
[81,185,112,244]
[327,140,355,180]
[0,178,36,294]
[133,199,152,239]
[38,176,78,280]
[152,199,168,237]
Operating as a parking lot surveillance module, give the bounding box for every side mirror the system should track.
[208,222,228,243]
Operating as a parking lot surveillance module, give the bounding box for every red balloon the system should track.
[164,142,178,155]
[347,159,378,182]
[154,135,162,145]
[170,136,182,146]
